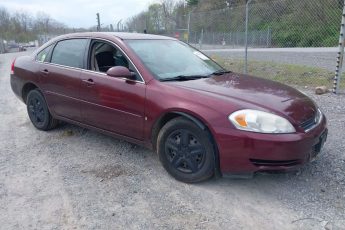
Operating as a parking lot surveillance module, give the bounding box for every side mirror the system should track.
[106,66,136,80]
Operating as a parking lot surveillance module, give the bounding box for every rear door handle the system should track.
[82,79,95,86]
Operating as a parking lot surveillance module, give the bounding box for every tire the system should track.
[157,117,215,183]
[26,89,58,131]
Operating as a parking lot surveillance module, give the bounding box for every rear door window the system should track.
[51,39,88,68]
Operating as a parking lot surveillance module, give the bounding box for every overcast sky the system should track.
[0,0,161,28]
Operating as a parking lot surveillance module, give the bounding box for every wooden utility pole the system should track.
[96,13,101,32]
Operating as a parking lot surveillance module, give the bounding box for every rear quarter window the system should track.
[51,39,88,68]
[36,45,53,62]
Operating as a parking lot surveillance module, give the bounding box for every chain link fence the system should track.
[185,0,344,93]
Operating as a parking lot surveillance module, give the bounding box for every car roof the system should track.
[54,32,175,41]
[34,32,177,57]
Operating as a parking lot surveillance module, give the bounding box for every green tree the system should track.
[186,0,198,6]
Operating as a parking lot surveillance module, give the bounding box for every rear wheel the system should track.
[26,89,58,130]
[157,117,215,183]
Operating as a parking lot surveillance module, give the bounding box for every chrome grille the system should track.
[300,116,316,131]
[300,109,322,132]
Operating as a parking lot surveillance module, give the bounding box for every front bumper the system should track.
[216,115,328,174]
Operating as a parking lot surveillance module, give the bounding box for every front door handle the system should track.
[82,79,95,86]
[40,69,49,75]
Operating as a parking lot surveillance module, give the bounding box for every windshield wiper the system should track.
[160,70,230,82]
[212,70,232,75]
[160,75,209,82]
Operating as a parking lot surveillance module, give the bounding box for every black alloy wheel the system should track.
[165,129,206,174]
[26,89,58,130]
[28,95,45,126]
[157,117,215,183]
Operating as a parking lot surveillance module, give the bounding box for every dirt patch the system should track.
[59,126,88,138]
[60,130,74,137]
[81,165,129,181]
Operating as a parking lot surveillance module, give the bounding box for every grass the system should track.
[211,56,345,89]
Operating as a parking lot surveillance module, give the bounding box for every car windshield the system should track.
[125,39,224,80]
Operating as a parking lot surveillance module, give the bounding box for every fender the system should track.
[173,111,206,130]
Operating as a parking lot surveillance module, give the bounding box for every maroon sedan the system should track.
[10,32,327,183]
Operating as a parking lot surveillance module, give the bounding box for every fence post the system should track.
[333,1,345,94]
[199,28,204,49]
[187,11,191,44]
[244,0,252,74]
[266,27,271,48]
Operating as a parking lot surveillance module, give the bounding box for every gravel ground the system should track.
[0,51,345,230]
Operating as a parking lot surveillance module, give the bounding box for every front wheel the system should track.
[26,89,58,131]
[157,117,215,183]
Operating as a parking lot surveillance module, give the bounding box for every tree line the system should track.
[125,0,245,34]
[126,0,343,47]
[0,7,79,42]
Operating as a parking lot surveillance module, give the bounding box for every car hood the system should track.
[169,73,317,125]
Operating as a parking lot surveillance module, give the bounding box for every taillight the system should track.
[11,58,16,75]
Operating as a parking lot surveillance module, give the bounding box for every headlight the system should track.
[229,109,296,134]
